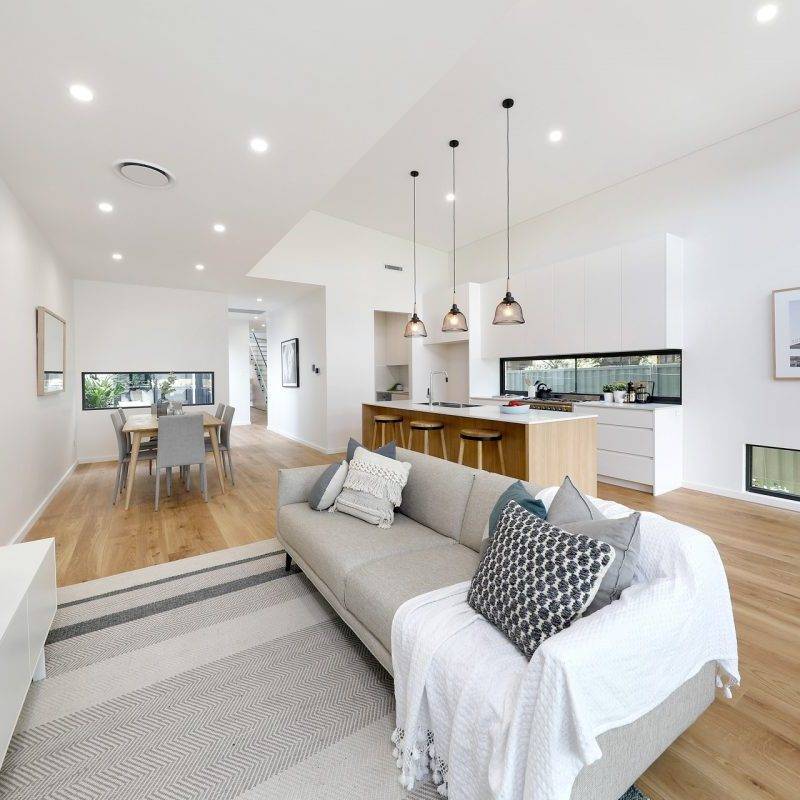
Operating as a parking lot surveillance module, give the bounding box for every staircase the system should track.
[249,331,268,411]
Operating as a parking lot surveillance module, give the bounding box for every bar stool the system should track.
[372,415,405,448]
[408,420,448,460]
[458,428,505,474]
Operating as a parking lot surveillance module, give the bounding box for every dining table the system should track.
[121,413,226,510]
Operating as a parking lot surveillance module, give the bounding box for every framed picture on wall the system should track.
[281,338,300,388]
[773,287,800,379]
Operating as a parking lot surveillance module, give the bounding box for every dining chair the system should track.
[214,403,226,419]
[110,410,156,505]
[151,402,169,417]
[206,405,235,485]
[155,414,207,510]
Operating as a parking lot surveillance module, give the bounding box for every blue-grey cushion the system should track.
[546,476,604,525]
[346,437,396,462]
[308,460,348,511]
[479,480,546,560]
[559,513,641,615]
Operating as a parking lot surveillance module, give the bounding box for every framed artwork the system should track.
[281,338,300,388]
[773,287,800,379]
[36,306,66,395]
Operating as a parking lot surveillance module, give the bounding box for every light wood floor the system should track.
[24,414,799,800]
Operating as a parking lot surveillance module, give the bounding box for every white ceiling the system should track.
[2,1,800,294]
[0,0,512,294]
[318,0,800,251]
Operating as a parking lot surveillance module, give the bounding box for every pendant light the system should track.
[404,170,427,337]
[492,98,525,325]
[442,139,468,332]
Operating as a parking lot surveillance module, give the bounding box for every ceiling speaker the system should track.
[114,160,173,188]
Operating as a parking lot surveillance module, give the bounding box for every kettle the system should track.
[535,381,552,399]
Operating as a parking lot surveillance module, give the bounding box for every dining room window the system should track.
[81,372,214,410]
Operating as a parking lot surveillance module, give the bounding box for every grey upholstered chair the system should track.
[150,402,169,417]
[110,410,156,505]
[214,403,226,419]
[206,404,235,485]
[155,414,207,510]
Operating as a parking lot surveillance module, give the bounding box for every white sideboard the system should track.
[480,234,683,359]
[575,402,683,495]
[0,538,57,766]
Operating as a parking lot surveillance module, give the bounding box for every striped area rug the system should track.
[1,540,648,800]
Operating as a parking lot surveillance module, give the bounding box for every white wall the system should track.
[267,287,327,450]
[0,177,76,545]
[227,318,251,426]
[252,211,449,450]
[456,111,800,504]
[74,281,230,461]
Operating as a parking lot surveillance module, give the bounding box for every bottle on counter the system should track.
[625,381,636,403]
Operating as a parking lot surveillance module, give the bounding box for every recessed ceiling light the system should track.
[112,253,123,261]
[195,263,205,271]
[213,222,226,233]
[256,297,263,302]
[445,192,455,202]
[548,129,563,144]
[249,137,269,154]
[755,3,779,23]
[69,84,94,103]
[98,201,113,213]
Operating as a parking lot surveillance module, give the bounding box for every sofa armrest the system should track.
[278,465,329,507]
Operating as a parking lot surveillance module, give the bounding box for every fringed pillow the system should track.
[332,446,411,529]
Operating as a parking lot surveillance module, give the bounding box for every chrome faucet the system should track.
[428,370,449,406]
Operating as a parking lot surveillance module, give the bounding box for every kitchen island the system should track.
[363,400,598,495]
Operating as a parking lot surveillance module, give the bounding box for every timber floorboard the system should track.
[23,423,800,800]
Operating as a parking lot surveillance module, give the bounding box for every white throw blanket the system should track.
[391,495,739,800]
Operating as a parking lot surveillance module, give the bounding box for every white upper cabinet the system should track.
[422,283,470,344]
[553,257,585,354]
[585,247,622,352]
[475,234,683,361]
[621,234,683,350]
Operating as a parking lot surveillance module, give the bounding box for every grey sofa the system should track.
[277,447,714,800]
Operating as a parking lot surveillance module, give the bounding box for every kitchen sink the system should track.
[417,401,480,408]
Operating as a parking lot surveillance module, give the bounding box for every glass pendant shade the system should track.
[442,303,468,333]
[492,98,525,326]
[493,290,525,324]
[404,311,427,338]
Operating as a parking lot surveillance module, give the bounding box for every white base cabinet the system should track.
[578,403,683,495]
[0,539,57,767]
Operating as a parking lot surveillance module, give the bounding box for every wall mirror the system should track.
[36,306,66,395]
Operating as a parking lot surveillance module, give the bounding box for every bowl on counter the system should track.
[499,403,531,415]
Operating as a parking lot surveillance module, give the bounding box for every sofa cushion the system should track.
[345,545,480,653]
[459,471,546,553]
[547,475,604,525]
[278,503,453,602]
[396,448,475,541]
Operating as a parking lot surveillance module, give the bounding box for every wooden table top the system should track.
[122,413,222,434]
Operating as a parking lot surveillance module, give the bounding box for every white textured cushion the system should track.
[332,447,411,528]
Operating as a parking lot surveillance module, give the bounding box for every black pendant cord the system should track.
[412,171,417,311]
[451,142,457,299]
[506,103,511,293]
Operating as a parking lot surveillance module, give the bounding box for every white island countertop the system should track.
[365,399,598,426]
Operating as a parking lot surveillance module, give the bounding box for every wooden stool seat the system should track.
[458,428,505,473]
[407,420,447,460]
[372,414,405,448]
[459,428,502,441]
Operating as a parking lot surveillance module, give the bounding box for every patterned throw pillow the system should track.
[467,499,614,660]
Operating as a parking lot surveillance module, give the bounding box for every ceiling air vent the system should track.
[384,264,403,272]
[114,160,174,188]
